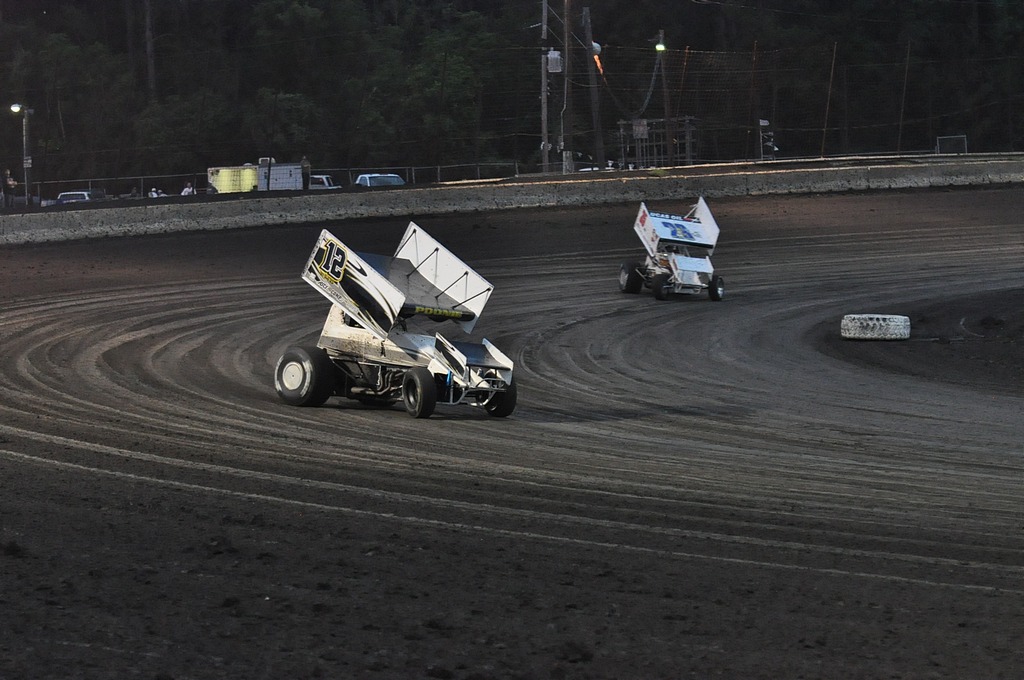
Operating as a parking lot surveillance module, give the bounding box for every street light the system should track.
[10,103,33,206]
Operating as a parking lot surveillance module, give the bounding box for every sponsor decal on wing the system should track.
[303,230,405,340]
[400,304,477,321]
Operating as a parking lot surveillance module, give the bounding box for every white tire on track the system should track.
[840,314,911,340]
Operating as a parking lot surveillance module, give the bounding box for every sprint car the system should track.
[274,224,516,418]
[619,197,725,301]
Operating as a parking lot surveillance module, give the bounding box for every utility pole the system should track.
[143,0,156,97]
[682,116,695,164]
[540,0,551,173]
[582,7,605,170]
[21,108,30,203]
[658,29,674,167]
[897,40,911,154]
[561,0,573,173]
[10,103,33,206]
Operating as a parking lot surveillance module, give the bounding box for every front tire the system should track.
[402,367,437,418]
[619,262,644,294]
[274,345,336,407]
[485,378,518,418]
[708,275,725,301]
[651,273,672,300]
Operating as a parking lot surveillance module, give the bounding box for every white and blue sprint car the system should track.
[619,197,725,301]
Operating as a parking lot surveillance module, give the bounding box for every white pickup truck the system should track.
[354,173,406,188]
[309,174,341,190]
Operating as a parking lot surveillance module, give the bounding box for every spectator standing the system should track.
[181,182,195,196]
[300,155,311,191]
[3,169,16,208]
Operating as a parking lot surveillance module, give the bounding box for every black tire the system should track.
[402,367,437,418]
[708,274,725,301]
[840,314,911,340]
[651,273,672,300]
[485,378,518,418]
[619,261,643,294]
[274,345,336,407]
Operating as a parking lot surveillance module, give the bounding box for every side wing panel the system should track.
[633,202,660,257]
[685,196,721,249]
[429,333,469,385]
[302,229,406,341]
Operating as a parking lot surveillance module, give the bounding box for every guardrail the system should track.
[2,154,1022,246]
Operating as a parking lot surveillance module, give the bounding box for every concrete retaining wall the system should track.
[2,155,1022,245]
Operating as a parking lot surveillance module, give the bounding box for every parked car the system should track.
[309,174,341,190]
[354,173,406,188]
[55,191,96,205]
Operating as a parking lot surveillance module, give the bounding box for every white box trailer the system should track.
[255,161,302,190]
[208,162,302,192]
[208,158,338,193]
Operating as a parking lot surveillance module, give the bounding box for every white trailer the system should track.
[208,158,337,193]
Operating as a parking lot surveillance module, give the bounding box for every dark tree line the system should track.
[1,0,1023,188]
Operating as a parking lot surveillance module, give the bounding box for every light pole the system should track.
[10,103,33,206]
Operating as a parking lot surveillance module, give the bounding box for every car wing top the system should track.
[301,223,492,340]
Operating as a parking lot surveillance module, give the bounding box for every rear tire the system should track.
[708,275,725,301]
[274,346,336,407]
[619,262,644,294]
[651,273,672,300]
[485,378,518,418]
[402,367,437,418]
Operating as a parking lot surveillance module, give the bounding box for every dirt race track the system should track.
[1,187,1022,680]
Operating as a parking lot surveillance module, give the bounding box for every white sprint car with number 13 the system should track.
[274,224,516,418]
[619,197,725,301]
